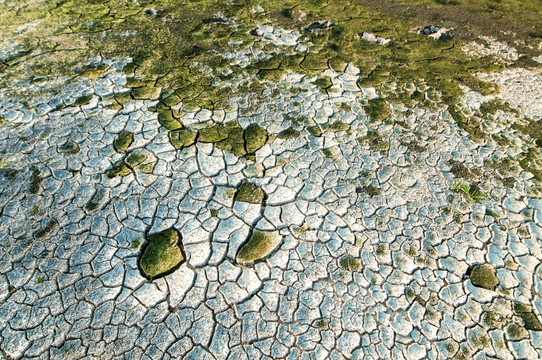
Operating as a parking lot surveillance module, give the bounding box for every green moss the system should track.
[139,228,184,280]
[33,219,59,239]
[479,98,519,116]
[468,264,499,291]
[58,140,80,154]
[113,131,133,153]
[356,185,381,197]
[236,229,281,265]
[307,126,323,137]
[314,318,328,330]
[339,254,361,271]
[277,127,301,139]
[513,302,542,331]
[158,110,183,131]
[125,151,147,168]
[325,121,350,132]
[364,98,391,123]
[482,311,502,329]
[449,106,488,140]
[73,94,93,106]
[244,123,267,154]
[106,161,131,178]
[358,130,388,151]
[199,123,231,143]
[313,76,333,89]
[29,167,43,194]
[507,323,528,340]
[169,129,197,150]
[400,140,425,153]
[235,181,265,205]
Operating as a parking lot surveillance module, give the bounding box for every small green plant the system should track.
[131,239,141,249]
[36,276,44,284]
[31,205,39,215]
[451,181,486,202]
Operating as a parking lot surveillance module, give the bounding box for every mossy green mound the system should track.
[139,228,185,280]
[235,181,265,204]
[468,264,499,291]
[513,302,542,331]
[244,124,267,154]
[278,127,301,139]
[106,161,131,178]
[236,230,281,265]
[169,129,197,149]
[364,98,392,123]
[113,131,134,153]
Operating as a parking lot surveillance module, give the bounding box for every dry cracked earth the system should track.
[1,0,542,359]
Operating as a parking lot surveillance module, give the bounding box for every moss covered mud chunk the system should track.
[73,94,93,106]
[199,123,231,143]
[29,167,43,194]
[139,228,185,280]
[364,99,391,122]
[169,129,197,149]
[58,140,80,154]
[278,127,301,139]
[307,126,323,137]
[158,110,182,131]
[245,124,267,154]
[125,151,147,167]
[507,323,528,340]
[235,181,265,204]
[236,230,281,265]
[513,302,542,331]
[33,219,59,239]
[339,254,361,271]
[467,264,499,291]
[113,131,133,153]
[215,125,245,156]
[326,121,350,132]
[106,161,131,178]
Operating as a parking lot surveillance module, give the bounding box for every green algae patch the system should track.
[216,126,246,157]
[139,228,185,280]
[113,131,133,153]
[507,323,528,340]
[169,129,197,150]
[33,219,59,239]
[479,98,518,116]
[513,302,542,331]
[235,181,265,205]
[199,123,231,143]
[29,167,43,194]
[236,229,281,265]
[245,124,267,154]
[364,99,392,123]
[467,264,499,291]
[339,254,361,271]
[158,110,183,131]
[125,151,147,168]
[358,130,389,151]
[307,126,323,137]
[58,140,80,154]
[73,94,93,107]
[277,127,301,139]
[106,161,131,178]
[325,121,350,132]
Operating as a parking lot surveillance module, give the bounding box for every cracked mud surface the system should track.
[1,1,542,359]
